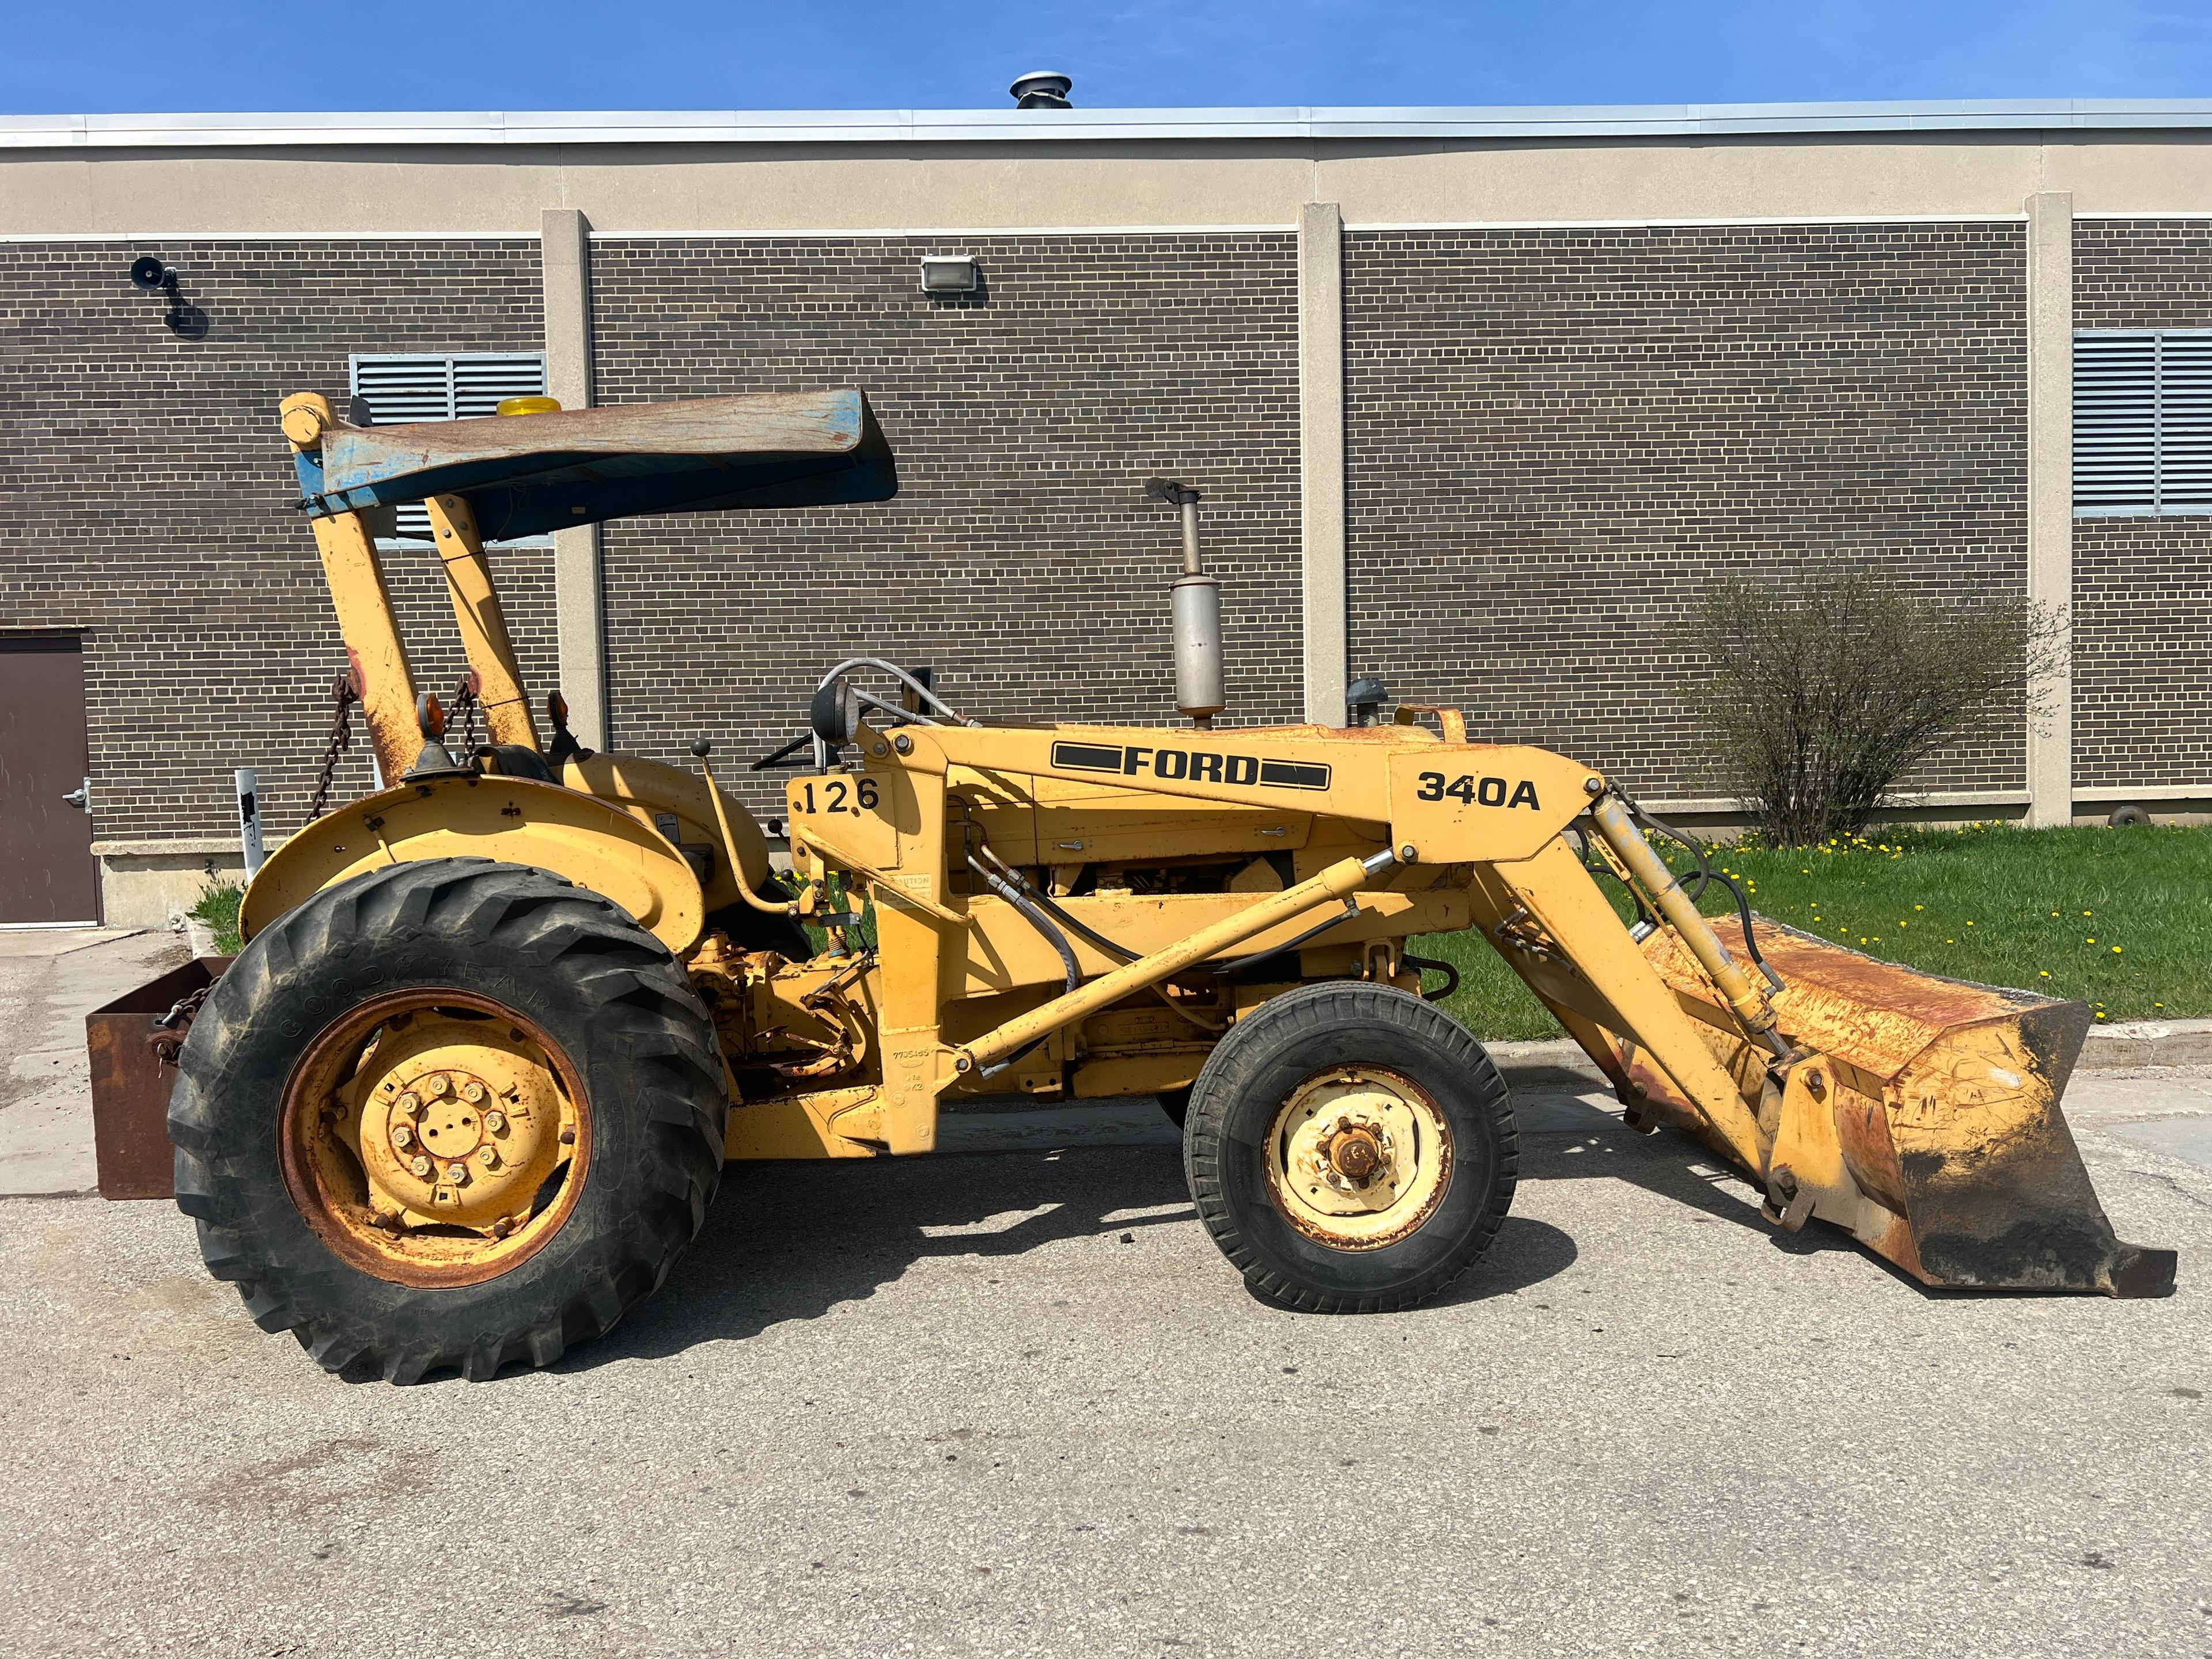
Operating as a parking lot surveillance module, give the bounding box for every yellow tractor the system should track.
[168,388,2173,1383]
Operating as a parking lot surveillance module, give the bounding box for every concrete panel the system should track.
[2025,191,2074,828]
[559,149,1317,234]
[1320,138,2051,224]
[12,137,2212,242]
[541,209,608,752]
[1297,202,1346,725]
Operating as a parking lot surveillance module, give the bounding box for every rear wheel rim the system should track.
[278,989,592,1288]
[1260,1065,1453,1251]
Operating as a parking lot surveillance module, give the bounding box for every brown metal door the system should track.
[0,637,100,925]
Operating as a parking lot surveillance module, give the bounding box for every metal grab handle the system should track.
[62,778,89,809]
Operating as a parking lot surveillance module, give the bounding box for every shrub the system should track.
[1676,574,2064,847]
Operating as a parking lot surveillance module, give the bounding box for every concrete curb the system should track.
[1479,1019,2212,1076]
[2081,1018,2212,1070]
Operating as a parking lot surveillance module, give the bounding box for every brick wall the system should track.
[0,240,550,842]
[2071,220,2212,791]
[587,234,1301,815]
[1342,224,2030,800]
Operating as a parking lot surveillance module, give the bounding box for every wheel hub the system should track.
[1263,1067,1453,1250]
[1316,1116,1393,1192]
[280,991,589,1287]
[355,1047,562,1228]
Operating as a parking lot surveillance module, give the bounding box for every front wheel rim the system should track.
[278,989,593,1288]
[1261,1065,1453,1251]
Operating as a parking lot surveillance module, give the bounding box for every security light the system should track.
[918,255,979,295]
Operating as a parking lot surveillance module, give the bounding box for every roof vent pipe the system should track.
[1010,71,1073,109]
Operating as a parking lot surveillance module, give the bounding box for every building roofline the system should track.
[7,99,2212,151]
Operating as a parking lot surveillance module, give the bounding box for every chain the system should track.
[307,670,360,820]
[451,675,483,752]
[148,984,214,1070]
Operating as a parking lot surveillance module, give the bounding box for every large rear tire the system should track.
[169,858,728,1382]
[1183,980,1517,1312]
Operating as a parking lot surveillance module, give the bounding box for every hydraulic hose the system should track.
[1620,796,1779,991]
[1400,952,1460,1003]
[974,844,1141,965]
[967,851,1080,994]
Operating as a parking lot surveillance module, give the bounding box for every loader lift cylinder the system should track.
[1586,792,1788,1056]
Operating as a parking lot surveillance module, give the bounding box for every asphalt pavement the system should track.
[2,1025,2207,1656]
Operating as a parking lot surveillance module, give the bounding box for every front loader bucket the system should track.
[1626,920,2176,1298]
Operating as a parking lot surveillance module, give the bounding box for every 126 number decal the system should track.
[796,777,881,816]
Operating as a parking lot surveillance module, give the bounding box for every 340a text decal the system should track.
[1415,771,1541,810]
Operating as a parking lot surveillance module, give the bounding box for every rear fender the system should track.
[241,775,704,953]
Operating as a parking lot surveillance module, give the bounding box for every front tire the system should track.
[1183,981,1517,1312]
[169,858,728,1382]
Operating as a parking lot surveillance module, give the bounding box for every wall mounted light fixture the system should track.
[918,255,979,296]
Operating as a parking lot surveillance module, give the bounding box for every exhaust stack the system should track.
[1149,478,1223,728]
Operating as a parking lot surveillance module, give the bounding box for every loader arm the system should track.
[817,713,2169,1297]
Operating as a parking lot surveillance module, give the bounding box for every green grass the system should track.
[1416,823,2212,1042]
[190,879,245,956]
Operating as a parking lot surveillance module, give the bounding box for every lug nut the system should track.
[395,1092,419,1116]
[410,1154,434,1178]
[491,1218,516,1240]
[478,1146,500,1169]
[484,1109,507,1133]
[446,1161,469,1183]
[460,1080,487,1105]
[421,1074,450,1099]
[391,1123,415,1150]
[559,1126,577,1145]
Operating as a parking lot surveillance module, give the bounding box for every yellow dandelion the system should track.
[1914,904,1924,911]
[2112,946,2122,954]
[2040,971,2051,978]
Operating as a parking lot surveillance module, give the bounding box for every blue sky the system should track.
[6,1,2209,113]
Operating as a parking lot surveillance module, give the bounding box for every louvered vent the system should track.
[2074,331,2212,517]
[348,353,549,541]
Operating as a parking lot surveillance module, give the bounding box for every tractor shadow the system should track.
[1504,1060,1929,1281]
[570,1104,1582,1372]
[575,1061,1949,1374]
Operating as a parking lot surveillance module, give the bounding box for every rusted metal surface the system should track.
[299,389,897,540]
[277,989,590,1289]
[1637,917,2175,1297]
[1262,1066,1453,1251]
[86,957,230,1200]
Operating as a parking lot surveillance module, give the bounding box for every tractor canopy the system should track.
[290,388,896,539]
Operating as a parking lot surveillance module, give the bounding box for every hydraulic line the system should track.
[1399,952,1460,1003]
[1588,794,1787,1056]
[966,851,1080,994]
[1620,796,1780,990]
[974,842,1363,979]
[974,844,1140,965]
